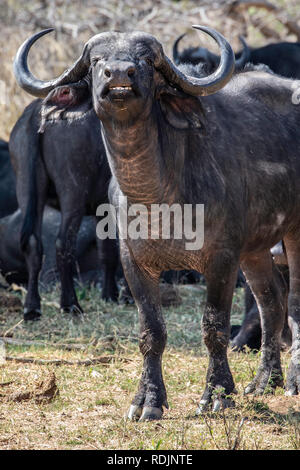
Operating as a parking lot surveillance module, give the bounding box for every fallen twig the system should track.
[0,381,15,387]
[0,337,87,350]
[2,319,24,338]
[0,336,117,352]
[5,355,132,366]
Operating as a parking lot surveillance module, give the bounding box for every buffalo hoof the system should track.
[61,304,83,317]
[139,407,163,421]
[119,292,135,305]
[126,405,142,421]
[196,382,237,414]
[23,308,41,322]
[230,333,261,353]
[244,366,284,395]
[126,405,163,421]
[285,359,300,396]
[101,289,119,303]
[196,396,235,415]
[230,337,248,353]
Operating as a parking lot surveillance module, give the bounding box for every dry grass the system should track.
[0,284,299,450]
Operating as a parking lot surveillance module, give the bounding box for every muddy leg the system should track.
[197,252,239,413]
[56,210,84,315]
[241,252,287,394]
[121,243,167,421]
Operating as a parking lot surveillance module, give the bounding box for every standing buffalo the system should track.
[9,87,119,321]
[0,140,18,218]
[236,41,300,79]
[174,33,300,78]
[14,26,300,420]
[173,33,250,72]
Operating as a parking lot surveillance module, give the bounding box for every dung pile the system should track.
[1,371,59,404]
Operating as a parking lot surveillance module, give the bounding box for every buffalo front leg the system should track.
[56,210,84,315]
[240,252,287,395]
[283,237,300,395]
[121,245,167,421]
[197,252,239,413]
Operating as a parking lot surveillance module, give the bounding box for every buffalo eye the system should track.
[145,57,153,66]
[91,57,101,66]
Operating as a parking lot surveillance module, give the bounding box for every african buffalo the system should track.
[236,41,300,79]
[173,33,250,72]
[174,33,300,79]
[14,26,300,419]
[0,140,18,218]
[0,206,101,287]
[9,89,119,321]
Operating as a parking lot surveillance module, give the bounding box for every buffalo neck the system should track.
[100,106,177,206]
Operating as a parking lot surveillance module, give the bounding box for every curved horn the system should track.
[155,25,235,97]
[172,33,187,65]
[13,29,90,98]
[235,36,250,70]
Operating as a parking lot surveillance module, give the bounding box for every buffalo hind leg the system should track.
[96,237,119,302]
[240,252,287,395]
[197,252,239,413]
[56,210,84,315]
[282,236,300,395]
[121,243,167,421]
[23,232,43,321]
[18,174,48,321]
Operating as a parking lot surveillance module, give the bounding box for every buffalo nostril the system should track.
[127,67,135,77]
[104,69,111,78]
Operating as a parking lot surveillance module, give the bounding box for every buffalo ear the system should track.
[159,87,204,130]
[43,81,90,108]
[39,81,91,133]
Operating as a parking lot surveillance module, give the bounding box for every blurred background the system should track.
[0,0,299,140]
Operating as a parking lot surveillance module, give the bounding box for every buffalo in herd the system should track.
[1,22,300,419]
[173,32,300,78]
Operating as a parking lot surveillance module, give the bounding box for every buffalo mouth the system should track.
[101,84,136,100]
